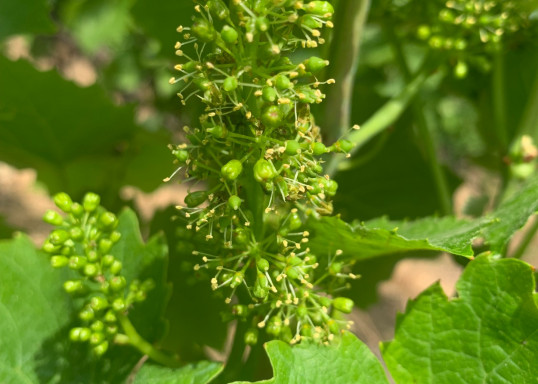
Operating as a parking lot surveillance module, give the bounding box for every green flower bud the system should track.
[333,297,354,314]
[193,77,212,92]
[261,105,284,127]
[228,195,242,210]
[110,260,123,275]
[83,263,98,277]
[93,341,109,356]
[110,276,126,291]
[104,310,117,323]
[305,56,329,73]
[245,328,259,345]
[266,316,282,336]
[221,25,238,44]
[256,16,269,32]
[83,192,100,212]
[288,212,302,231]
[311,142,327,155]
[192,18,217,42]
[454,61,468,79]
[42,241,59,254]
[229,272,244,289]
[49,229,70,245]
[90,296,109,311]
[256,258,270,272]
[304,1,334,16]
[253,283,268,299]
[207,0,229,19]
[43,210,63,226]
[50,255,69,268]
[173,149,189,163]
[99,212,118,229]
[79,307,95,321]
[223,76,238,92]
[102,254,115,267]
[275,74,292,90]
[300,14,322,29]
[64,280,83,293]
[69,255,87,270]
[416,25,431,40]
[207,125,228,138]
[112,298,126,312]
[322,178,338,196]
[254,159,277,183]
[329,261,342,275]
[91,320,105,332]
[234,228,250,245]
[335,139,354,153]
[71,203,84,218]
[232,304,249,317]
[222,159,243,180]
[69,227,84,241]
[109,231,121,243]
[99,239,113,254]
[90,332,105,345]
[286,266,300,280]
[285,140,301,155]
[262,86,277,102]
[53,192,73,213]
[185,190,208,208]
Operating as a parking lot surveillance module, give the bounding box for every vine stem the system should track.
[320,0,370,143]
[325,68,430,176]
[493,52,508,149]
[118,315,181,368]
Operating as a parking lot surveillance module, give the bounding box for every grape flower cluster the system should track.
[378,0,536,77]
[42,193,154,356]
[168,0,357,344]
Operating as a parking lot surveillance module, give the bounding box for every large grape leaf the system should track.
[381,254,538,383]
[0,209,218,383]
[308,215,486,260]
[0,56,171,203]
[231,332,389,384]
[0,0,55,40]
[133,361,223,384]
[309,174,538,260]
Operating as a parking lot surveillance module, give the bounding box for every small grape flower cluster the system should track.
[168,0,357,345]
[379,0,536,77]
[42,193,154,356]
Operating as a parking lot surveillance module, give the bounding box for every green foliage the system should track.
[0,56,170,202]
[0,0,55,40]
[133,361,224,384]
[382,254,538,383]
[232,332,389,384]
[1,0,538,382]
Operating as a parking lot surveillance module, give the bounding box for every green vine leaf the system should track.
[482,175,538,253]
[231,332,389,384]
[0,235,70,383]
[0,0,55,40]
[382,254,538,383]
[133,361,223,384]
[308,215,486,260]
[0,209,216,382]
[0,56,171,201]
[309,175,538,260]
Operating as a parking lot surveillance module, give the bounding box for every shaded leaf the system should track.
[382,254,538,383]
[0,0,55,40]
[0,56,170,202]
[131,0,193,58]
[133,361,223,384]
[231,332,389,384]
